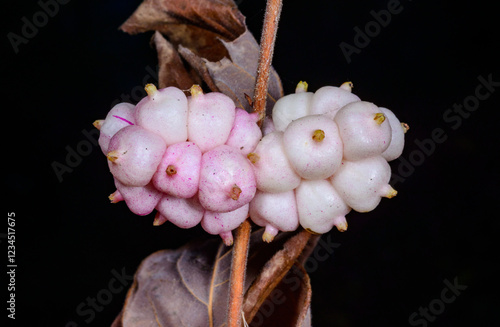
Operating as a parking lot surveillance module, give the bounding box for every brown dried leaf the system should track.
[178,44,220,92]
[120,0,246,61]
[152,31,200,90]
[112,229,310,327]
[181,29,284,114]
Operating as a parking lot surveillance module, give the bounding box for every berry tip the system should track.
[312,129,325,142]
[295,81,308,93]
[145,83,158,97]
[230,185,242,200]
[93,119,104,130]
[374,113,386,125]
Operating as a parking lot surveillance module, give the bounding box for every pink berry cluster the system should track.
[94,84,262,246]
[248,81,408,242]
[94,82,407,245]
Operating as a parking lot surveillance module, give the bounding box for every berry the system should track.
[225,108,262,155]
[134,84,189,145]
[110,179,162,216]
[379,107,408,161]
[152,142,202,198]
[187,85,236,153]
[248,131,301,193]
[272,81,313,132]
[249,190,299,242]
[282,114,343,180]
[95,102,135,154]
[201,204,250,246]
[309,82,361,119]
[198,145,256,212]
[330,156,397,213]
[295,179,350,234]
[334,101,392,161]
[107,125,166,187]
[154,194,204,229]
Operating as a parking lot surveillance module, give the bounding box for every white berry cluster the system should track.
[248,81,408,242]
[94,82,407,244]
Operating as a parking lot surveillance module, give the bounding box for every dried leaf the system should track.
[121,0,283,113]
[181,29,284,114]
[120,0,246,61]
[178,45,220,92]
[152,31,200,90]
[112,229,309,327]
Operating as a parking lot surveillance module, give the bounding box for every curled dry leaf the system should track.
[180,29,283,114]
[120,0,246,62]
[111,229,312,327]
[121,0,283,113]
[152,31,200,90]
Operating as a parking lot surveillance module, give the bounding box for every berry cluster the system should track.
[249,82,408,241]
[94,82,407,245]
[94,84,262,246]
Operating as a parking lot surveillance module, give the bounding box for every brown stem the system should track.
[228,1,283,326]
[243,229,312,323]
[227,220,252,327]
[253,0,283,123]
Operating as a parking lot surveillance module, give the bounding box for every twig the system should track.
[227,1,283,326]
[227,219,251,327]
[243,229,311,323]
[253,0,283,123]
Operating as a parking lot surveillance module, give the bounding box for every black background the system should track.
[3,0,498,326]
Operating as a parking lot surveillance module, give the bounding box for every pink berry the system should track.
[283,114,343,180]
[261,116,276,136]
[296,179,351,234]
[201,204,250,246]
[249,190,299,242]
[309,83,361,119]
[379,107,407,161]
[248,131,301,193]
[110,179,162,216]
[107,125,166,186]
[154,194,204,229]
[198,145,256,212]
[96,102,135,154]
[134,84,189,145]
[187,85,236,153]
[334,101,392,161]
[330,156,397,213]
[152,142,202,198]
[225,108,263,155]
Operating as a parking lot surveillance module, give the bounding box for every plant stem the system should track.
[253,0,283,123]
[243,229,311,323]
[228,1,283,326]
[227,219,251,327]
